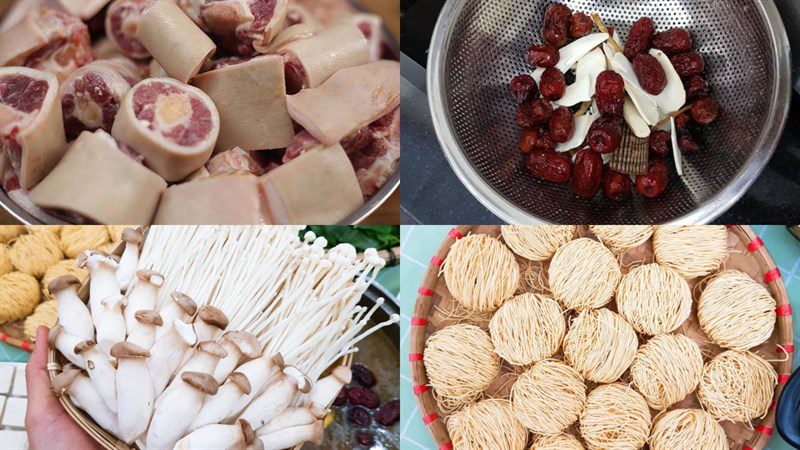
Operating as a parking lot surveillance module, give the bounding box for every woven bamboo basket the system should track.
[45,227,350,450]
[409,225,794,450]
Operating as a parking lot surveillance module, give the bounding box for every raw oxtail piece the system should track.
[111,77,220,182]
[0,6,93,82]
[201,0,290,55]
[60,59,143,140]
[154,173,263,224]
[105,0,152,59]
[29,130,166,225]
[0,67,67,190]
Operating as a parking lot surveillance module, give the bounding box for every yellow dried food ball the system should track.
[23,300,58,340]
[9,233,63,277]
[42,260,88,301]
[0,245,14,276]
[25,225,62,237]
[0,272,40,324]
[0,225,24,243]
[60,226,110,259]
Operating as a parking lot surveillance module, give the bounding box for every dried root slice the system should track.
[630,334,703,410]
[649,408,728,450]
[501,225,576,261]
[653,225,728,278]
[697,350,777,422]
[579,384,651,450]
[511,359,586,435]
[447,398,528,450]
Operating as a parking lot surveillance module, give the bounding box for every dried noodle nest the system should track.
[447,398,528,450]
[653,225,728,278]
[649,408,728,450]
[424,324,500,412]
[0,225,24,243]
[0,272,40,324]
[589,225,653,254]
[698,270,776,351]
[548,238,621,310]
[697,350,777,422]
[530,433,584,450]
[579,384,652,450]
[616,263,692,335]
[60,226,110,259]
[511,359,586,435]
[442,234,519,312]
[489,293,565,366]
[563,308,637,383]
[501,225,576,261]
[23,300,58,339]
[630,333,703,410]
[0,244,13,276]
[41,260,89,301]
[8,232,63,277]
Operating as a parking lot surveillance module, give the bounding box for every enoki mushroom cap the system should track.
[135,309,164,326]
[121,228,143,244]
[197,305,229,330]
[136,269,164,285]
[110,341,150,358]
[47,274,81,294]
[182,371,219,395]
[51,368,82,396]
[170,291,198,316]
[224,330,261,358]
[198,340,228,358]
[228,372,252,395]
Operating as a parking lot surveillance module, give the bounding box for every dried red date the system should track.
[351,364,377,388]
[526,45,560,68]
[348,406,371,427]
[570,12,593,38]
[510,74,539,103]
[636,158,669,198]
[588,117,622,154]
[674,112,692,128]
[549,107,574,143]
[595,70,625,118]
[652,28,693,55]
[535,131,556,152]
[516,99,553,128]
[375,400,400,426]
[648,130,671,157]
[624,17,655,59]
[520,129,539,153]
[571,149,603,198]
[678,128,701,153]
[684,75,709,100]
[357,432,375,445]
[603,169,633,201]
[334,387,347,406]
[526,150,571,183]
[348,386,380,408]
[539,68,566,101]
[670,52,705,78]
[633,53,667,95]
[542,3,572,47]
[691,97,719,125]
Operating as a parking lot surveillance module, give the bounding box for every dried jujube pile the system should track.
[422,226,780,450]
[510,3,719,201]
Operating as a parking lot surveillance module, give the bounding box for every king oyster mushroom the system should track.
[146,371,219,450]
[48,275,94,341]
[194,306,229,342]
[156,340,227,409]
[149,319,198,396]
[74,340,117,413]
[48,325,86,370]
[240,366,312,429]
[308,365,351,411]
[110,342,154,444]
[96,293,126,356]
[213,331,262,384]
[187,372,252,433]
[126,309,163,350]
[123,269,164,334]
[176,419,261,450]
[52,367,121,439]
[116,228,143,292]
[77,250,120,325]
[155,292,198,340]
[257,420,324,450]
[256,406,325,436]
[227,353,285,420]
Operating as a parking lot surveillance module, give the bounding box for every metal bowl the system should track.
[429,0,791,224]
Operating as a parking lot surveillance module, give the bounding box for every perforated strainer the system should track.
[428,0,791,224]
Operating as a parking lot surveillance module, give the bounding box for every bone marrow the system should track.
[200,0,289,55]
[105,0,151,59]
[0,67,67,190]
[112,77,219,181]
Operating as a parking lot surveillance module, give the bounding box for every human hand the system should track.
[25,326,103,450]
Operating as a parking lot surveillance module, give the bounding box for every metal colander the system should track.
[428,0,791,224]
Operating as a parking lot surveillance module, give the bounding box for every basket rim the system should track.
[409,225,794,450]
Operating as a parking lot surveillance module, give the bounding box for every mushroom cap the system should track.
[197,306,229,330]
[284,366,312,394]
[198,340,228,358]
[181,371,219,395]
[330,365,352,385]
[121,228,143,244]
[51,368,82,396]
[135,309,163,326]
[47,275,81,294]
[101,293,125,307]
[110,341,150,358]
[170,292,198,316]
[227,372,252,395]
[76,250,115,267]
[223,331,261,359]
[135,269,164,285]
[73,340,97,354]
[271,352,285,370]
[239,419,254,445]
[47,324,64,347]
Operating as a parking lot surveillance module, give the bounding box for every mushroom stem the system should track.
[116,228,143,292]
[256,406,322,436]
[78,250,120,325]
[126,309,163,350]
[194,305,229,342]
[308,365,351,411]
[96,294,126,356]
[48,325,86,370]
[123,270,163,335]
[155,292,198,340]
[74,340,118,413]
[52,368,121,439]
[148,319,197,397]
[257,420,324,450]
[49,275,94,341]
[145,372,219,450]
[240,366,311,429]
[227,353,284,420]
[214,331,261,384]
[187,372,252,433]
[111,342,153,444]
[156,340,227,409]
[175,419,254,450]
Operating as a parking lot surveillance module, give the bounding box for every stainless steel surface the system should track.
[428,0,792,224]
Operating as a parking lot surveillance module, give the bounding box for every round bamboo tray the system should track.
[410,225,794,450]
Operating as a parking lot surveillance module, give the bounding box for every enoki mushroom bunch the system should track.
[589,225,653,254]
[501,225,576,261]
[50,226,397,450]
[616,263,692,335]
[548,238,621,310]
[579,384,652,450]
[447,398,528,450]
[698,270,776,350]
[649,408,727,450]
[653,225,728,278]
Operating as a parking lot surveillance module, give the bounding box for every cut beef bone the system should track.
[60,59,142,140]
[259,143,362,224]
[201,0,289,55]
[176,0,209,30]
[193,55,294,151]
[154,173,262,224]
[260,23,316,55]
[0,67,67,190]
[279,24,369,91]
[136,0,216,83]
[351,106,400,197]
[0,7,93,82]
[112,77,220,181]
[207,147,280,176]
[286,60,400,146]
[105,0,152,59]
[339,13,383,62]
[29,130,166,224]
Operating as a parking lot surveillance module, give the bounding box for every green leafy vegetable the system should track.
[302,226,399,252]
